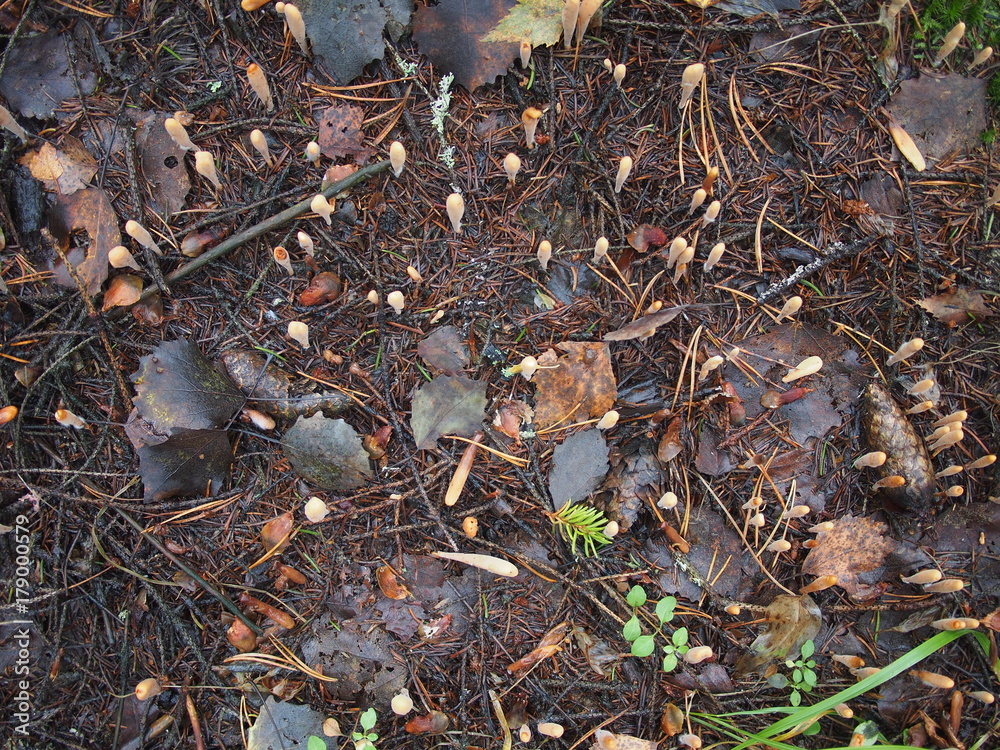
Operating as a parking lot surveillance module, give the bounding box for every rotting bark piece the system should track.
[220,350,349,419]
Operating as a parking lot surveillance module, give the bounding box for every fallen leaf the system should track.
[492,399,533,441]
[657,416,684,463]
[626,224,669,253]
[418,326,470,374]
[548,429,610,509]
[19,138,97,195]
[547,260,600,305]
[533,342,617,429]
[801,514,899,600]
[136,429,234,502]
[301,619,408,703]
[413,0,519,91]
[246,697,326,750]
[886,74,987,167]
[317,104,372,163]
[598,437,663,531]
[132,293,164,326]
[298,272,343,306]
[918,288,993,327]
[220,350,350,420]
[482,0,563,47]
[404,711,450,735]
[0,28,97,118]
[604,305,691,342]
[281,414,373,490]
[132,339,245,437]
[410,374,487,449]
[297,0,412,85]
[572,625,621,677]
[261,512,294,553]
[734,594,821,675]
[134,111,190,216]
[507,621,569,673]
[376,565,411,600]
[47,186,121,295]
[592,729,659,750]
[101,274,143,311]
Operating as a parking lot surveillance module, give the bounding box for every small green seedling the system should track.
[352,708,378,750]
[621,585,691,672]
[767,639,818,706]
[546,501,612,557]
[307,737,327,750]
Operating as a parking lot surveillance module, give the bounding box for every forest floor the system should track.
[1,0,999,748]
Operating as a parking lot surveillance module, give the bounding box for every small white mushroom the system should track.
[667,237,688,268]
[698,355,724,381]
[391,690,414,716]
[283,3,309,54]
[109,245,142,271]
[297,231,314,256]
[886,337,923,365]
[246,63,274,111]
[0,104,28,141]
[901,569,942,584]
[367,290,380,306]
[768,539,792,552]
[389,141,406,177]
[689,188,707,213]
[522,107,542,149]
[854,451,887,469]
[907,378,935,395]
[613,63,626,87]
[561,0,580,49]
[135,678,163,701]
[537,722,564,739]
[593,236,609,262]
[782,504,812,518]
[703,242,725,272]
[971,46,993,69]
[924,580,965,595]
[446,193,464,233]
[406,265,423,283]
[164,117,196,150]
[304,141,321,165]
[603,58,614,73]
[304,496,329,522]
[596,410,619,430]
[576,0,601,44]
[537,239,552,271]
[249,129,273,167]
[966,454,997,470]
[194,151,222,190]
[679,63,705,110]
[311,194,334,225]
[782,356,823,382]
[125,220,162,256]
[287,320,309,348]
[702,200,721,226]
[387,290,405,314]
[684,646,714,664]
[431,551,518,577]
[520,42,532,68]
[54,409,87,429]
[273,246,293,275]
[934,21,965,65]
[503,152,521,184]
[657,492,678,509]
[614,156,633,193]
[905,400,935,415]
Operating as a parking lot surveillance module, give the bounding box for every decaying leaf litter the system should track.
[1,0,999,748]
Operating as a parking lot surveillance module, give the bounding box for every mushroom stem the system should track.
[445,432,483,506]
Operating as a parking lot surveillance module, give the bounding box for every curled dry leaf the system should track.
[493,399,534,441]
[734,594,821,675]
[101,274,143,311]
[657,415,684,463]
[917,288,993,327]
[661,702,685,736]
[261,512,294,554]
[507,621,569,673]
[298,271,343,306]
[376,565,411,600]
[227,618,258,652]
[404,710,449,735]
[626,223,669,252]
[604,305,692,342]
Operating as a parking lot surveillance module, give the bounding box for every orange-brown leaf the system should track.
[376,565,411,600]
[101,274,143,311]
[404,711,450,735]
[261,512,294,554]
[626,224,668,252]
[298,272,343,306]
[507,621,568,673]
[533,343,617,429]
[918,288,993,327]
[801,514,897,600]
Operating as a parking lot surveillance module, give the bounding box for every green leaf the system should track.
[481,0,564,47]
[360,707,377,732]
[308,737,327,750]
[623,615,642,642]
[626,585,647,608]
[789,690,801,707]
[804,670,818,687]
[662,652,678,672]
[767,673,788,689]
[655,596,676,623]
[672,627,689,648]
[800,639,815,659]
[631,635,656,657]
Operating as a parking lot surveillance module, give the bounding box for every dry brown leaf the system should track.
[657,416,684,463]
[261,512,295,554]
[48,187,122,296]
[604,305,692,342]
[19,137,97,195]
[801,514,896,599]
[507,621,569,673]
[101,274,143,311]
[593,729,659,750]
[533,342,617,429]
[918,288,993,327]
[418,326,470,375]
[626,224,669,253]
[735,594,821,675]
[317,105,372,163]
[376,565,411,600]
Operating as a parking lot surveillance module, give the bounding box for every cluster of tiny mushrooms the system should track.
[1,0,996,734]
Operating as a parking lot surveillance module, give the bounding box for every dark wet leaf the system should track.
[418,326,470,374]
[376,553,477,639]
[19,138,97,195]
[48,187,121,296]
[301,619,408,703]
[735,595,821,675]
[0,29,97,118]
[410,374,487,449]
[599,437,663,532]
[918,288,993,327]
[547,260,600,305]
[694,423,734,476]
[533,342,617,430]
[298,0,412,85]
[316,104,372,164]
[548,429,609,509]
[132,339,244,437]
[246,696,327,750]
[604,305,691,342]
[413,0,519,91]
[801,514,898,600]
[887,74,987,167]
[281,414,372,490]
[134,111,190,217]
[749,25,818,62]
[137,429,233,502]
[220,350,349,420]
[932,503,1000,598]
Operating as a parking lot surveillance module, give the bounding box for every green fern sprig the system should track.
[546,501,613,557]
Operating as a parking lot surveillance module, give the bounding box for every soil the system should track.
[1,1,999,749]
